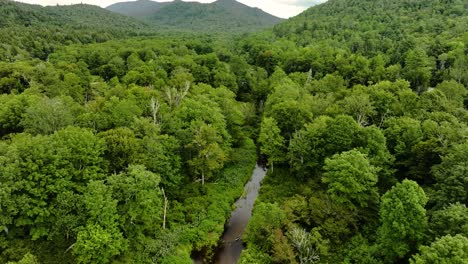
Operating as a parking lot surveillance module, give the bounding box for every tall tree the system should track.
[378,180,428,262]
[259,117,285,172]
[403,48,434,94]
[73,181,126,264]
[322,150,379,212]
[432,143,468,208]
[187,123,226,185]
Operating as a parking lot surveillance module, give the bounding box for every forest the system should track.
[0,0,467,263]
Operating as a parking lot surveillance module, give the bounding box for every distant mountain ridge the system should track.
[106,0,169,18]
[106,0,284,33]
[273,0,468,46]
[1,0,151,30]
[0,0,155,60]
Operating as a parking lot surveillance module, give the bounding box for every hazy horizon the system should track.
[15,0,327,18]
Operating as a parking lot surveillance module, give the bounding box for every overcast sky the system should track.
[16,0,328,18]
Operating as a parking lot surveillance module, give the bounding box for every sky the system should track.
[16,0,328,18]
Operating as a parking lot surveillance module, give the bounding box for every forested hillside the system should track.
[0,0,467,263]
[106,0,284,33]
[239,0,468,263]
[0,0,154,61]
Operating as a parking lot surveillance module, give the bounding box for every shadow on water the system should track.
[192,162,267,264]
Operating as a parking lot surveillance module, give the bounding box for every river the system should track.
[193,163,267,264]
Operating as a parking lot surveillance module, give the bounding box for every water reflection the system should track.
[213,164,267,264]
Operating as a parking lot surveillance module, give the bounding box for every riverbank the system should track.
[213,164,267,263]
[167,138,258,263]
[238,167,305,263]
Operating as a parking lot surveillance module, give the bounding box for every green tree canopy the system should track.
[378,179,428,261]
[410,235,468,264]
[323,150,379,211]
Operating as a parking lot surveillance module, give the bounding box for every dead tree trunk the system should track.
[161,187,168,229]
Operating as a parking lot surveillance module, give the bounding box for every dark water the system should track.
[193,164,267,264]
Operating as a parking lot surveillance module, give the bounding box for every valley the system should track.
[0,0,467,263]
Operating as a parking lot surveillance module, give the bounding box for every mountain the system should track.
[0,0,154,60]
[106,0,170,17]
[106,0,283,33]
[273,0,468,49]
[0,0,150,30]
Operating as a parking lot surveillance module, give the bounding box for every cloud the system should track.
[276,0,326,7]
[16,0,328,18]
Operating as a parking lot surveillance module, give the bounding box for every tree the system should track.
[21,96,78,135]
[0,127,105,241]
[403,48,434,94]
[0,93,39,134]
[99,127,139,172]
[430,203,468,238]
[384,117,423,179]
[341,90,375,126]
[187,123,226,185]
[288,227,328,264]
[269,100,313,138]
[322,150,378,211]
[342,235,380,264]
[99,97,143,130]
[288,116,330,176]
[73,181,127,263]
[244,202,285,252]
[410,235,468,264]
[358,126,395,189]
[108,165,163,236]
[449,48,468,86]
[138,133,182,188]
[378,180,428,261]
[6,253,40,264]
[259,117,285,172]
[432,143,468,208]
[74,223,126,264]
[434,80,466,109]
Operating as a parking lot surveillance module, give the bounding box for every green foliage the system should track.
[0,127,105,241]
[259,117,285,171]
[74,223,126,264]
[99,127,139,172]
[187,123,226,185]
[323,150,379,211]
[1,0,467,263]
[0,0,154,61]
[108,165,163,235]
[6,253,40,264]
[430,203,468,239]
[341,235,380,264]
[21,96,79,135]
[378,180,428,261]
[410,234,468,264]
[244,202,286,252]
[404,48,435,93]
[432,143,468,208]
[239,248,272,264]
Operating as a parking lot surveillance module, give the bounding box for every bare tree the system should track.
[150,97,161,125]
[161,187,168,229]
[165,81,190,108]
[289,227,321,264]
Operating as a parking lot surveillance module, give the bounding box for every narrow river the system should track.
[193,163,267,264]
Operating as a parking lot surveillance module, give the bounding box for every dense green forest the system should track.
[0,0,467,263]
[0,0,155,61]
